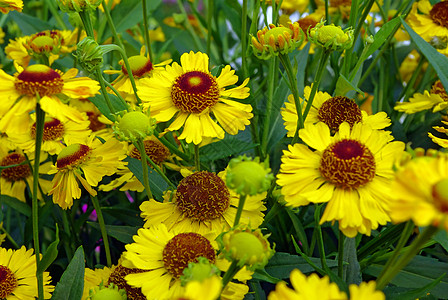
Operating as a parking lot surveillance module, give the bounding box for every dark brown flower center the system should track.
[162,232,216,279]
[56,144,90,169]
[121,55,154,77]
[0,153,32,182]
[85,111,107,132]
[14,64,64,97]
[171,71,220,113]
[330,0,352,6]
[297,17,318,36]
[431,80,448,102]
[0,265,18,298]
[430,1,448,28]
[107,264,146,300]
[320,139,376,189]
[317,96,362,131]
[175,171,230,222]
[129,140,170,165]
[30,117,65,141]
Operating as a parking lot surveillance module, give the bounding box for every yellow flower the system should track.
[174,275,222,300]
[0,0,22,13]
[0,246,54,299]
[5,29,82,67]
[389,154,448,231]
[98,0,120,12]
[349,281,385,300]
[395,80,448,113]
[261,0,309,14]
[0,64,100,135]
[139,170,266,240]
[281,86,391,137]
[83,265,115,300]
[121,224,248,300]
[408,0,448,43]
[309,21,354,51]
[0,28,4,44]
[47,135,127,209]
[277,122,405,237]
[104,46,170,105]
[429,120,448,148]
[138,51,252,145]
[0,144,52,203]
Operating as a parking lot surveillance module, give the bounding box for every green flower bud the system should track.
[180,257,220,286]
[308,21,354,51]
[226,156,274,196]
[88,283,127,300]
[73,37,103,74]
[113,110,156,142]
[57,0,103,12]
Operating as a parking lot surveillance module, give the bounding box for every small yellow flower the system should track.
[251,22,304,59]
[308,21,354,51]
[395,80,448,114]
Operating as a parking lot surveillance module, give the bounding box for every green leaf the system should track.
[433,230,448,253]
[253,269,282,284]
[401,18,448,91]
[8,11,52,35]
[365,256,448,299]
[363,17,401,60]
[37,226,60,274]
[0,195,31,217]
[101,207,144,227]
[88,92,128,122]
[384,273,446,300]
[87,222,138,244]
[51,246,85,300]
[334,73,363,97]
[125,157,168,200]
[198,136,258,162]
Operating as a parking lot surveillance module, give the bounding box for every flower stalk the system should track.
[90,195,112,267]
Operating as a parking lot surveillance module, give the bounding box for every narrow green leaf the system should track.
[363,17,401,59]
[125,157,168,200]
[384,273,446,300]
[198,136,257,162]
[88,93,128,122]
[253,269,282,284]
[51,246,85,300]
[37,226,60,274]
[401,18,448,91]
[433,230,448,253]
[0,195,31,217]
[8,11,52,35]
[335,73,364,96]
[87,222,138,244]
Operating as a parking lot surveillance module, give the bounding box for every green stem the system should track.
[102,75,130,110]
[207,0,213,55]
[241,0,248,78]
[60,209,74,260]
[135,139,153,200]
[278,53,304,144]
[142,152,176,189]
[314,204,328,272]
[338,229,345,278]
[376,225,439,290]
[176,0,205,52]
[32,103,45,300]
[91,195,112,267]
[261,58,277,160]
[141,0,154,61]
[221,260,242,291]
[0,226,19,249]
[44,0,67,30]
[96,68,117,117]
[194,144,201,171]
[233,194,247,227]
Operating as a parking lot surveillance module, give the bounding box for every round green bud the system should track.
[180,257,220,286]
[88,283,126,300]
[114,111,155,142]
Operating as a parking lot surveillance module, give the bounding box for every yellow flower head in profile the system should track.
[48,135,127,209]
[0,64,100,135]
[277,122,405,237]
[429,119,448,148]
[139,51,252,145]
[389,154,448,231]
[0,246,54,299]
[309,21,354,51]
[395,80,448,114]
[0,0,23,13]
[408,0,448,42]
[251,22,304,59]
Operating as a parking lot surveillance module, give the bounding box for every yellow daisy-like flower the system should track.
[122,224,248,300]
[0,246,54,299]
[408,0,448,42]
[139,170,266,240]
[83,265,115,300]
[0,145,52,203]
[0,28,5,44]
[0,64,100,135]
[429,120,448,148]
[281,86,391,137]
[5,29,81,67]
[47,135,127,209]
[104,46,170,104]
[389,154,448,231]
[174,275,222,300]
[0,0,22,13]
[268,269,384,300]
[139,51,252,145]
[7,115,92,155]
[277,122,405,237]
[395,80,448,114]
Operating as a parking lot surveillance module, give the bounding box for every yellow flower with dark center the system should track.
[0,246,54,299]
[408,0,448,42]
[5,29,81,67]
[251,22,304,59]
[0,64,99,135]
[268,269,384,300]
[389,154,448,231]
[121,224,249,300]
[395,80,448,113]
[139,170,266,239]
[0,0,22,13]
[106,264,146,300]
[281,86,391,137]
[0,143,53,203]
[138,51,252,145]
[104,46,170,104]
[277,122,405,237]
[47,135,127,209]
